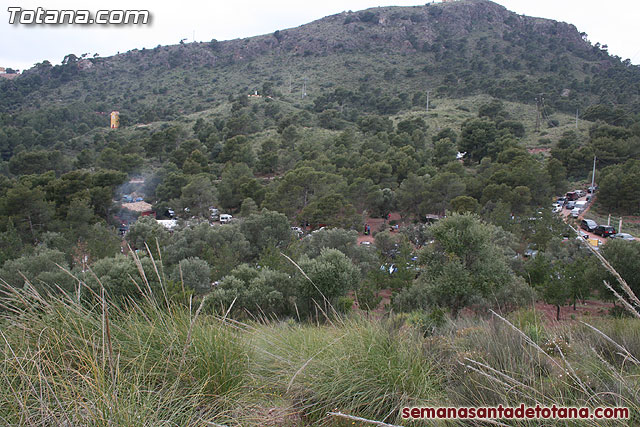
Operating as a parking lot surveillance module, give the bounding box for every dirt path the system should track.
[559,195,606,245]
[357,212,406,245]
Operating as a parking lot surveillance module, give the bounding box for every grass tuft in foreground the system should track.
[0,244,638,425]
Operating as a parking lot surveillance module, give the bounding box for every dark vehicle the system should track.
[565,192,578,201]
[565,201,576,210]
[580,219,597,232]
[594,225,616,237]
[588,185,598,194]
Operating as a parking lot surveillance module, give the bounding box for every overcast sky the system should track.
[2,0,639,71]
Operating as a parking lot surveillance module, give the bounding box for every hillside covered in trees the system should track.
[0,1,639,424]
[0,0,638,302]
[0,0,639,312]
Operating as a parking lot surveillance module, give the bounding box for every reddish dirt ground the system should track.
[352,288,614,323]
[376,288,393,312]
[533,300,614,324]
[357,212,406,244]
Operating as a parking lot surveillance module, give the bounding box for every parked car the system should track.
[571,208,581,218]
[556,197,567,206]
[565,201,576,210]
[574,190,586,198]
[565,192,578,201]
[580,219,598,232]
[572,201,588,215]
[219,214,233,224]
[594,225,616,237]
[552,205,563,214]
[588,185,598,194]
[611,233,635,241]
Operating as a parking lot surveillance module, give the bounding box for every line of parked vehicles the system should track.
[552,186,635,242]
[552,188,594,218]
[578,218,634,241]
[209,207,233,224]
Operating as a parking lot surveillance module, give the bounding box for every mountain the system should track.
[1,0,639,131]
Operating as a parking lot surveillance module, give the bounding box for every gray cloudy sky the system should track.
[2,0,638,71]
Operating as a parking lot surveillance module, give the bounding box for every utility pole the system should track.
[426,90,431,113]
[301,76,307,99]
[535,96,541,132]
[591,155,596,191]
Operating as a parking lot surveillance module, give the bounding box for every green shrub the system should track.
[336,296,354,313]
[509,308,547,343]
[405,308,446,336]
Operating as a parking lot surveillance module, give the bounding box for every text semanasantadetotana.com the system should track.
[402,404,629,420]
[8,7,150,25]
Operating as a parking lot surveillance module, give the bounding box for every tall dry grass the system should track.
[0,238,637,426]
[0,265,250,425]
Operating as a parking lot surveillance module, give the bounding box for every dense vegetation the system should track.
[1,0,640,424]
[0,268,638,425]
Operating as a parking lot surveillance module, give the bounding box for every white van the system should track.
[574,200,588,211]
[571,201,588,218]
[219,214,232,224]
